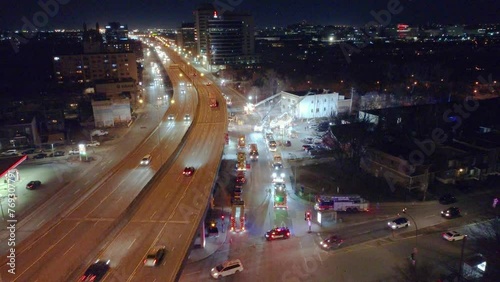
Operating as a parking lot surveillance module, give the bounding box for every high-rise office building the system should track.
[194,3,215,56]
[177,22,196,55]
[207,11,257,66]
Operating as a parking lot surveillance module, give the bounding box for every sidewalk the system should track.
[186,215,229,263]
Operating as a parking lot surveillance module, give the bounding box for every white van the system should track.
[210,259,243,279]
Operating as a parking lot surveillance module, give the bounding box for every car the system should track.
[184,114,191,121]
[388,217,410,229]
[442,231,466,241]
[1,149,18,156]
[265,227,290,241]
[91,129,108,136]
[320,235,344,249]
[167,114,175,121]
[22,149,35,155]
[140,154,152,165]
[274,183,286,191]
[441,207,461,218]
[53,151,65,157]
[86,141,100,147]
[32,153,47,159]
[285,140,292,147]
[206,82,212,86]
[26,180,41,190]
[69,149,79,155]
[80,259,110,282]
[181,89,186,94]
[210,259,244,279]
[253,125,263,132]
[143,246,166,267]
[179,82,185,86]
[183,166,195,176]
[302,144,314,151]
[439,194,457,205]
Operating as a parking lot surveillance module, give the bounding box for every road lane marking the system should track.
[150,211,157,220]
[37,219,46,227]
[73,189,80,195]
[63,244,75,256]
[128,238,136,249]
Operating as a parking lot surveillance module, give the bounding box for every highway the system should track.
[87,41,227,282]
[0,45,198,281]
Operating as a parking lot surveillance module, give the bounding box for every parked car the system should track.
[69,149,79,155]
[80,260,110,282]
[53,151,65,157]
[441,207,461,218]
[26,180,41,190]
[439,194,457,205]
[22,149,35,155]
[32,153,47,159]
[86,141,100,147]
[388,217,410,229]
[143,246,166,267]
[442,231,466,241]
[91,129,109,136]
[210,259,244,279]
[1,149,18,156]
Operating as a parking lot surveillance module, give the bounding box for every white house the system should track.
[277,89,352,119]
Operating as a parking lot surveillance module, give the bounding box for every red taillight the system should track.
[144,259,147,264]
[287,232,290,236]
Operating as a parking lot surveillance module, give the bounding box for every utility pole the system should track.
[459,235,467,282]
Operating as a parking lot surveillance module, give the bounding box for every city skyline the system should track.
[1,0,499,30]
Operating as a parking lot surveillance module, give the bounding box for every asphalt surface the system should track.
[0,46,195,281]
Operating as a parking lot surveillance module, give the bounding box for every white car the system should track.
[91,129,108,136]
[68,149,79,155]
[140,154,152,165]
[442,231,465,241]
[272,172,285,183]
[210,259,243,279]
[387,217,409,229]
[1,149,18,156]
[86,141,100,147]
[254,125,263,132]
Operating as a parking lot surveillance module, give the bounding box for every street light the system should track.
[402,208,418,268]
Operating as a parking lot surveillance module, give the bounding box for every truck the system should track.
[238,135,246,149]
[249,144,259,161]
[274,184,287,209]
[314,194,369,212]
[209,93,218,108]
[236,152,246,171]
[230,200,245,232]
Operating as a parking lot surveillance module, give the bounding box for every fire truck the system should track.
[238,135,246,149]
[236,151,246,171]
[230,200,245,232]
[314,194,369,212]
[274,184,287,209]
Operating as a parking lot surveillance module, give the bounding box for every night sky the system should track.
[1,0,499,30]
